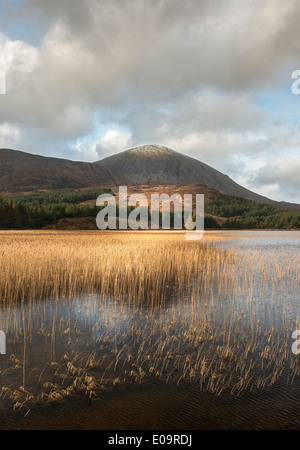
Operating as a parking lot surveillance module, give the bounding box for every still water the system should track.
[0,231,300,429]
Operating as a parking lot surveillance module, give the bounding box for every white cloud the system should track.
[0,32,39,91]
[250,156,300,203]
[95,129,132,157]
[74,129,131,161]
[0,122,21,148]
[121,91,267,164]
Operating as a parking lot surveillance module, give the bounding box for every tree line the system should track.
[0,189,112,228]
[0,190,299,230]
[205,194,300,229]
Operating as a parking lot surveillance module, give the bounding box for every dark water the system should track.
[1,379,300,430]
[1,231,300,430]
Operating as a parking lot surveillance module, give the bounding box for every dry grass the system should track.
[0,230,299,412]
[0,230,224,304]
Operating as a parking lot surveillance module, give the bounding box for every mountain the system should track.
[97,144,300,210]
[0,148,126,192]
[1,145,299,212]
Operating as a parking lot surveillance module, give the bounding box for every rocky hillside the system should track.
[0,148,126,192]
[97,145,300,210]
[1,145,299,211]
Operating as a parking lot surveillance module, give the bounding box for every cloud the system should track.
[75,129,132,162]
[0,0,300,201]
[1,0,300,137]
[0,122,21,148]
[94,129,132,158]
[254,157,300,202]
[121,91,267,161]
[7,0,300,94]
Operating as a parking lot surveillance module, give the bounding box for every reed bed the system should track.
[0,230,299,413]
[0,230,225,304]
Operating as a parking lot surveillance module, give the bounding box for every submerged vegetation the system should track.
[0,231,299,414]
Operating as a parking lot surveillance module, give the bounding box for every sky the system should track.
[0,0,300,203]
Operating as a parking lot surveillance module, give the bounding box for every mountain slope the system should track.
[1,145,299,212]
[97,145,300,210]
[0,148,126,192]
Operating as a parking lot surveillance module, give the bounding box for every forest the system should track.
[0,190,300,230]
[0,189,111,228]
[205,194,300,229]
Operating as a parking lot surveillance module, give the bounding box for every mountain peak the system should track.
[97,144,300,210]
[128,145,177,156]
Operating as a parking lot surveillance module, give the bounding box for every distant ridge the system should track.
[97,145,300,210]
[0,148,126,192]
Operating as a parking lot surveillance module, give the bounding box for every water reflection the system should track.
[0,231,300,429]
